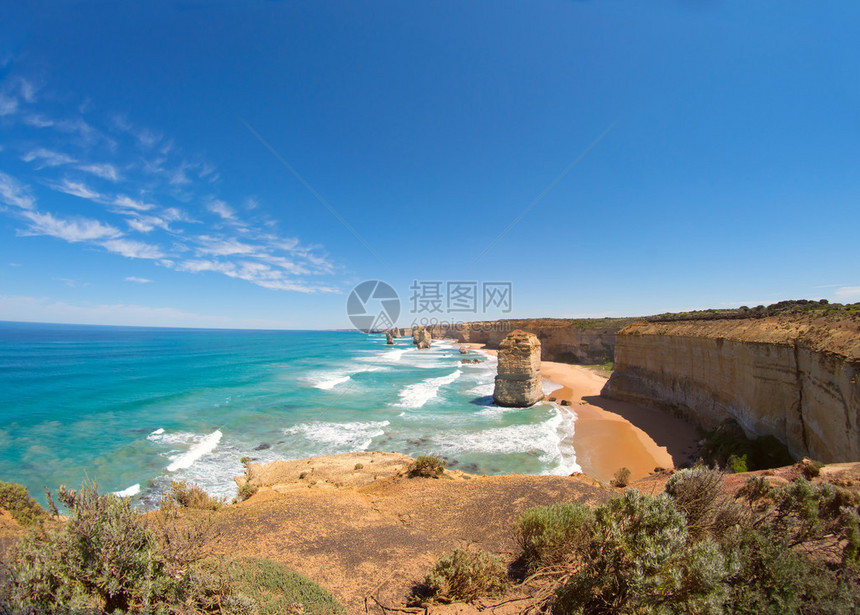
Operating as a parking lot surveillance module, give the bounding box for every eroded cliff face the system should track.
[429,319,627,363]
[603,317,860,463]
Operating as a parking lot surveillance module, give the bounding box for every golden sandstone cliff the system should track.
[428,319,625,363]
[429,307,859,463]
[603,315,860,463]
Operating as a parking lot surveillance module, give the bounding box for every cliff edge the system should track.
[602,314,860,463]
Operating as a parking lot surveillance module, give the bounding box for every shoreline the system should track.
[461,342,699,483]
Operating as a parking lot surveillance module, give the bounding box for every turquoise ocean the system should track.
[0,322,578,508]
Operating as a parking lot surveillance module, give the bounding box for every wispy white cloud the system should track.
[125,214,171,233]
[77,163,120,181]
[0,94,19,116]
[20,210,121,242]
[21,148,76,168]
[174,258,337,293]
[124,276,152,284]
[207,199,235,221]
[101,238,164,259]
[51,178,103,201]
[1,93,339,295]
[835,286,860,302]
[17,79,38,103]
[195,235,256,256]
[113,195,154,212]
[22,114,54,128]
[0,172,36,210]
[170,161,192,185]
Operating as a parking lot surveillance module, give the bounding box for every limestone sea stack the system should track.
[386,331,394,345]
[413,326,432,349]
[493,330,544,407]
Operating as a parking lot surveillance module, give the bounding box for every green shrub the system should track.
[701,421,794,472]
[0,481,46,527]
[240,456,251,464]
[167,480,223,510]
[611,467,631,487]
[515,502,594,574]
[7,482,251,614]
[237,483,258,502]
[226,558,345,615]
[800,458,825,479]
[354,463,364,470]
[421,547,507,603]
[665,466,746,541]
[728,453,749,473]
[408,455,446,478]
[553,490,732,614]
[723,524,860,615]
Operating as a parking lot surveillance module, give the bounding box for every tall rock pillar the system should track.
[493,330,544,407]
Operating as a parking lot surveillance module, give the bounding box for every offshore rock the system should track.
[413,327,432,349]
[494,330,544,407]
[386,331,394,345]
[459,346,469,354]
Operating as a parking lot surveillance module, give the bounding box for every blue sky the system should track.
[1,1,858,329]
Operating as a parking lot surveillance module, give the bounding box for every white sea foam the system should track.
[147,427,165,440]
[113,483,141,497]
[304,364,386,390]
[431,407,580,475]
[395,369,462,409]
[166,429,223,472]
[542,377,563,396]
[283,420,389,453]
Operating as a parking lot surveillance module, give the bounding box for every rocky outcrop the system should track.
[428,319,630,364]
[413,326,431,349]
[459,346,468,354]
[602,316,860,463]
[386,331,394,345]
[494,330,544,407]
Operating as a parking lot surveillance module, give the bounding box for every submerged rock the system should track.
[493,329,544,407]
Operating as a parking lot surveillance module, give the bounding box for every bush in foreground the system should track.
[665,466,747,541]
[610,467,631,488]
[407,455,446,478]
[237,483,258,502]
[166,480,224,511]
[420,547,507,603]
[6,483,251,614]
[513,474,860,614]
[553,490,731,614]
[515,502,593,574]
[0,481,46,527]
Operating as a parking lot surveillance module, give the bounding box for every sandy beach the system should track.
[463,343,700,483]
